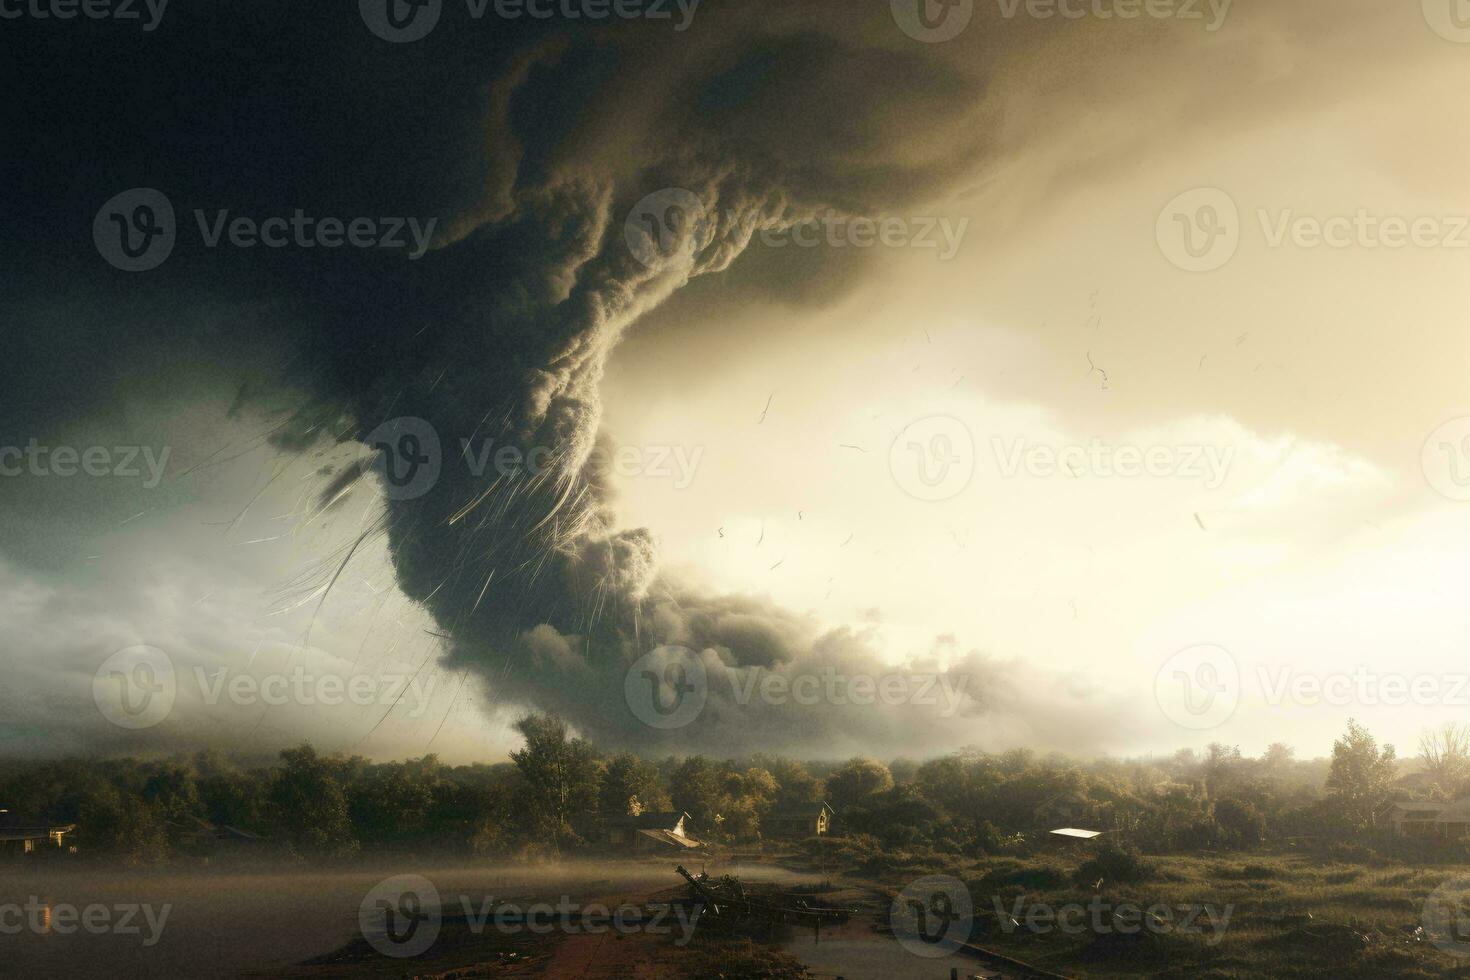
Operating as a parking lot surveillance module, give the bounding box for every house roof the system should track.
[603,811,692,831]
[0,811,75,838]
[635,828,703,850]
[1386,801,1447,813]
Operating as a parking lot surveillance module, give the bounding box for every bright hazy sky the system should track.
[5,0,1469,764]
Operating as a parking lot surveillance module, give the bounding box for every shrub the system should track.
[974,857,1070,891]
[1075,844,1154,885]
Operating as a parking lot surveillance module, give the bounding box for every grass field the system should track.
[806,842,1470,978]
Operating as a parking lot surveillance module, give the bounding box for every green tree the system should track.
[1213,797,1265,847]
[268,744,358,858]
[671,756,725,833]
[1325,719,1396,833]
[349,755,443,847]
[755,756,823,807]
[825,758,895,810]
[509,714,601,841]
[599,752,671,815]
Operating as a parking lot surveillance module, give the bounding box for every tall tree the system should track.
[599,752,671,815]
[670,756,725,833]
[825,758,895,810]
[1325,719,1396,832]
[268,744,358,858]
[1419,723,1470,793]
[509,714,601,840]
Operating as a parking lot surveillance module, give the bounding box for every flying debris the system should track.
[1050,828,1104,840]
[758,394,774,424]
[1195,513,1207,531]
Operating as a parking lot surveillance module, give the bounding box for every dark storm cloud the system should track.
[2,0,1074,754]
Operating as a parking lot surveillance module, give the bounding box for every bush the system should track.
[1075,844,1154,885]
[973,857,1071,891]
[1216,862,1280,880]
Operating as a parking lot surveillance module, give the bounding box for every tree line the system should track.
[0,715,1449,865]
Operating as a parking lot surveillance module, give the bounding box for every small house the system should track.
[0,811,77,859]
[764,802,834,839]
[1383,799,1470,840]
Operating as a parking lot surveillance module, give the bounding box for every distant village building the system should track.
[1384,800,1470,839]
[173,815,267,855]
[764,802,834,839]
[0,811,76,859]
[590,811,704,854]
